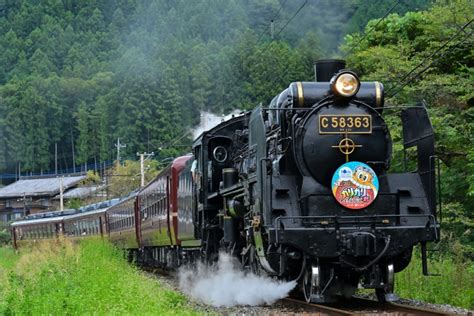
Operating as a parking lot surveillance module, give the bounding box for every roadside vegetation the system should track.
[0,239,196,315]
[395,244,474,309]
[0,221,11,245]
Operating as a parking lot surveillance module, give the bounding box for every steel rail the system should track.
[282,296,453,315]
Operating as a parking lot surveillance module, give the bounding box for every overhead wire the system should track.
[387,19,473,93]
[255,0,288,44]
[387,38,473,98]
[274,0,308,38]
[387,20,473,98]
[260,0,309,52]
[238,0,290,59]
[344,0,402,56]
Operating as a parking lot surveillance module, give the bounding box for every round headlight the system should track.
[331,71,360,98]
[213,146,228,163]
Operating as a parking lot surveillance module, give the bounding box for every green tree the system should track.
[75,101,90,165]
[342,0,474,252]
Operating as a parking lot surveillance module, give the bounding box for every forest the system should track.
[0,0,431,173]
[0,0,472,253]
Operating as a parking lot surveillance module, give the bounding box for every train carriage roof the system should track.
[63,207,109,221]
[11,215,68,227]
[106,191,138,212]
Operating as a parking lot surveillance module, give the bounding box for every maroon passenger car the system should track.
[121,155,200,266]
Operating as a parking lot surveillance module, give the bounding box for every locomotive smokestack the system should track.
[314,59,346,82]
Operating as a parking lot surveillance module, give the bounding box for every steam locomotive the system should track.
[11,59,440,303]
[191,59,440,302]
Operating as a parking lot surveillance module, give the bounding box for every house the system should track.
[0,174,86,222]
[53,185,105,204]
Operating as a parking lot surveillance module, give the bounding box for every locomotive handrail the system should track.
[273,214,439,243]
[262,107,314,111]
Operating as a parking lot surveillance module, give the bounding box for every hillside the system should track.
[0,0,430,174]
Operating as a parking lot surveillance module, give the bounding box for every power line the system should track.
[386,19,473,96]
[275,0,308,38]
[256,0,288,44]
[150,130,192,154]
[272,0,288,24]
[345,0,402,56]
[260,0,308,52]
[388,30,473,98]
[387,19,473,97]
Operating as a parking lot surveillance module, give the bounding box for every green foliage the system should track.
[83,170,101,184]
[0,231,10,245]
[0,247,18,269]
[0,222,11,245]
[395,246,474,309]
[65,198,82,210]
[109,159,160,198]
[0,240,196,315]
[343,0,474,254]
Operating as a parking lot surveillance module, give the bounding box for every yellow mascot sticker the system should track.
[331,162,379,210]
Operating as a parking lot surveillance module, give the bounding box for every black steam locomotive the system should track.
[192,59,440,302]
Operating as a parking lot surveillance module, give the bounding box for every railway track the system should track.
[143,266,460,315]
[282,297,453,315]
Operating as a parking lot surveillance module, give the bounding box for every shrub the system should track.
[0,231,10,245]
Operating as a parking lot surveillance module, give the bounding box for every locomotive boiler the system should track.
[192,59,440,303]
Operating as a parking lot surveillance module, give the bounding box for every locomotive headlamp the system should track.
[331,71,360,98]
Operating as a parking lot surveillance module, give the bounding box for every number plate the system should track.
[319,115,372,134]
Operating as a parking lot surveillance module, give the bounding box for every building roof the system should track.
[0,175,86,199]
[57,186,101,199]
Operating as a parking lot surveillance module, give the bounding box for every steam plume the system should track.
[192,110,242,139]
[178,253,296,307]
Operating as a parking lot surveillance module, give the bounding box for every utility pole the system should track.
[103,161,109,200]
[59,176,64,211]
[115,138,126,167]
[71,126,76,173]
[55,142,58,175]
[23,192,26,216]
[105,167,109,200]
[271,19,275,40]
[137,152,154,187]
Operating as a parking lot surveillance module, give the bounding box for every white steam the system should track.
[192,110,243,139]
[178,253,296,307]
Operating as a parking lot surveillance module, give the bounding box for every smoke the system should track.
[178,253,297,307]
[192,110,242,139]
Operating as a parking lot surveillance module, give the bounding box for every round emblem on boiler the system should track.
[331,161,379,210]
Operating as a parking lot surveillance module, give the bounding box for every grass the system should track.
[395,244,474,309]
[0,239,198,315]
[0,247,18,269]
[1,240,472,312]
